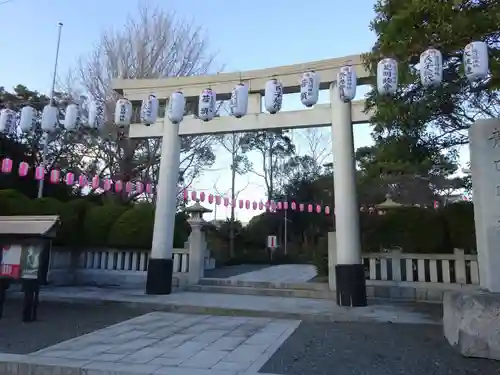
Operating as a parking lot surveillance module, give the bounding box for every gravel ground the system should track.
[204,264,272,278]
[0,299,154,354]
[261,322,500,375]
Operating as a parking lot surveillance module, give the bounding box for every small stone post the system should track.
[185,200,212,285]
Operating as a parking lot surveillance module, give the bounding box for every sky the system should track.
[0,0,469,223]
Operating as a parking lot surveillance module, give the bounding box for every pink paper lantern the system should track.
[252,201,257,210]
[65,172,75,185]
[145,183,153,194]
[223,197,229,207]
[35,166,44,181]
[307,204,313,213]
[200,192,205,202]
[291,201,296,210]
[50,169,60,184]
[78,175,88,187]
[299,203,304,212]
[18,162,29,177]
[215,195,221,205]
[91,176,100,189]
[1,158,13,173]
[183,189,188,200]
[136,182,144,194]
[276,202,282,210]
[125,182,133,193]
[265,201,270,210]
[283,201,288,210]
[325,206,330,215]
[245,200,250,210]
[270,201,276,211]
[258,201,264,210]
[232,199,237,207]
[316,205,321,213]
[208,194,214,204]
[191,191,197,201]
[239,200,243,209]
[115,180,123,192]
[103,179,112,191]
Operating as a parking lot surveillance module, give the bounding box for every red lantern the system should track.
[103,179,112,191]
[215,195,221,205]
[1,158,13,173]
[125,182,133,193]
[35,166,44,181]
[91,176,100,189]
[18,162,29,177]
[291,201,296,210]
[65,172,75,185]
[208,194,214,204]
[224,197,229,206]
[200,192,205,202]
[191,191,197,201]
[252,201,257,210]
[146,183,153,194]
[299,203,304,212]
[245,200,250,209]
[325,206,330,215]
[78,175,88,186]
[183,189,188,200]
[276,202,282,210]
[115,180,123,192]
[258,201,264,210]
[316,205,321,213]
[136,182,144,194]
[50,170,60,184]
[239,200,243,209]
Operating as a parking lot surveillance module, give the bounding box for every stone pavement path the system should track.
[227,264,317,283]
[3,312,299,375]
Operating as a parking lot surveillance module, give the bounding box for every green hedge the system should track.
[82,204,129,247]
[108,203,154,249]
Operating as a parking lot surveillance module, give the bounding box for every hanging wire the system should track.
[0,0,16,5]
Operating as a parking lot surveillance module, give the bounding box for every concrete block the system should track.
[443,290,500,360]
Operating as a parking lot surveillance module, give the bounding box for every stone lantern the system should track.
[184,200,212,284]
[375,193,405,215]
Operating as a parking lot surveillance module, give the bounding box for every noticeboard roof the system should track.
[0,215,60,238]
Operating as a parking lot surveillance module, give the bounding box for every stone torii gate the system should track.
[112,53,373,306]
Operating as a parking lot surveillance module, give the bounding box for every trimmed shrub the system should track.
[108,203,154,249]
[55,199,96,247]
[83,203,128,247]
[0,189,31,215]
[441,202,476,253]
[29,197,65,215]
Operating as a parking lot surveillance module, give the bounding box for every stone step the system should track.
[187,284,335,299]
[199,278,329,291]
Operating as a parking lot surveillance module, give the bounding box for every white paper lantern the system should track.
[198,88,216,122]
[377,58,398,95]
[300,71,319,107]
[19,106,37,133]
[87,100,105,129]
[140,94,159,125]
[337,66,357,102]
[230,84,248,118]
[0,108,16,134]
[463,41,489,82]
[264,79,283,114]
[41,105,58,132]
[114,98,132,128]
[420,48,443,87]
[167,91,185,124]
[64,103,79,131]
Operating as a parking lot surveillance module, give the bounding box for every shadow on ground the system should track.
[204,264,272,278]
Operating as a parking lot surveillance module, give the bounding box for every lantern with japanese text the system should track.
[230,83,248,118]
[208,194,214,204]
[258,201,263,210]
[420,48,443,87]
[264,79,283,114]
[0,108,16,134]
[140,94,159,125]
[146,184,153,194]
[377,58,398,95]
[463,41,489,82]
[65,172,75,185]
[41,105,58,132]
[136,182,144,194]
[78,175,88,186]
[87,100,105,129]
[325,206,330,215]
[125,182,133,194]
[198,88,216,122]
[338,65,357,102]
[64,103,79,131]
[19,106,37,133]
[35,166,44,180]
[299,71,319,107]
[1,158,12,173]
[200,192,205,202]
[103,179,112,191]
[115,180,123,192]
[167,91,185,124]
[252,201,257,210]
[114,98,133,128]
[50,170,60,184]
[18,162,29,177]
[215,196,221,205]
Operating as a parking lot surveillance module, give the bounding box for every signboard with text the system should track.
[0,244,22,279]
[267,235,278,249]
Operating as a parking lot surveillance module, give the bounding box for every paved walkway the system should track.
[7,312,297,374]
[227,265,317,283]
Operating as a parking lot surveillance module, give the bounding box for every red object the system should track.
[191,191,197,201]
[18,162,29,177]
[50,169,60,184]
[65,172,75,185]
[215,195,221,205]
[276,202,282,210]
[299,203,304,212]
[1,158,12,173]
[325,206,330,215]
[258,201,264,210]
[125,182,133,193]
[183,189,188,200]
[0,264,20,278]
[291,201,296,210]
[145,183,153,194]
[239,200,243,209]
[252,201,257,210]
[35,166,44,181]
[200,192,205,202]
[115,180,123,192]
[245,200,250,209]
[283,201,288,210]
[224,197,229,206]
[316,205,321,213]
[79,175,88,187]
[91,176,100,189]
[208,194,214,204]
[136,182,144,194]
[103,179,112,191]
